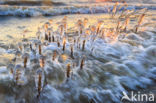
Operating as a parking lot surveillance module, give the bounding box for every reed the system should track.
[52,35,55,42]
[77,20,83,35]
[18,44,23,52]
[57,40,60,47]
[37,71,42,97]
[83,18,88,28]
[39,45,42,55]
[39,57,45,68]
[66,64,71,78]
[52,51,57,61]
[45,33,48,41]
[30,43,32,51]
[63,19,67,33]
[112,2,119,17]
[49,19,53,25]
[23,56,28,68]
[82,40,86,51]
[135,13,145,33]
[62,37,66,51]
[124,16,130,31]
[7,64,14,74]
[59,25,64,36]
[14,65,22,84]
[48,36,51,43]
[90,26,96,35]
[70,45,74,59]
[48,32,51,42]
[80,57,85,69]
[15,69,20,83]
[96,20,103,34]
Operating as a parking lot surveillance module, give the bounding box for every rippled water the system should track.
[0,2,156,103]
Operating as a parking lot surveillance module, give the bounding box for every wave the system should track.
[0,4,156,17]
[0,0,66,6]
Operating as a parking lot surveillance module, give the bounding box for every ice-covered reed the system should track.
[80,57,85,70]
[52,50,57,61]
[76,19,84,35]
[62,37,66,51]
[135,13,146,33]
[39,44,42,55]
[13,64,25,85]
[66,64,71,78]
[82,40,86,51]
[22,53,29,68]
[39,56,45,68]
[123,16,130,31]
[112,2,119,17]
[96,20,103,34]
[83,18,88,29]
[70,45,74,59]
[7,64,15,74]
[35,69,45,98]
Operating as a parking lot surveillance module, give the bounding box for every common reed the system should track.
[80,57,85,70]
[39,45,42,55]
[70,45,74,59]
[82,40,86,51]
[52,50,57,61]
[135,13,146,33]
[39,56,45,68]
[66,64,71,78]
[62,37,66,51]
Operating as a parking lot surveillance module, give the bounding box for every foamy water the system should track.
[0,2,156,17]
